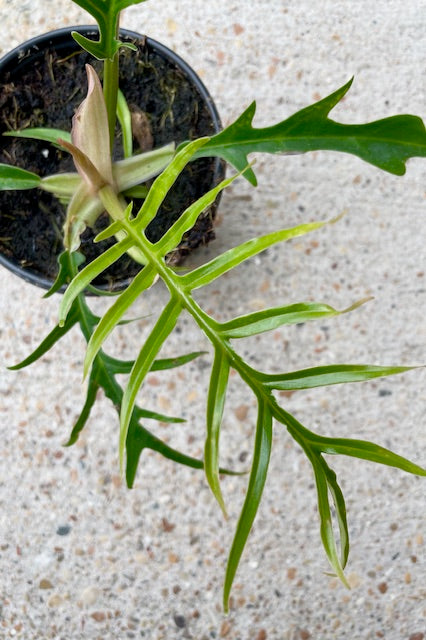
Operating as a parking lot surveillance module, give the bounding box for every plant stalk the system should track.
[103,53,119,151]
[103,13,122,151]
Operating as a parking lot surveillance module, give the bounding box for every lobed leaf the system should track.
[151,351,207,371]
[125,420,242,489]
[125,421,205,488]
[71,0,148,60]
[188,79,426,184]
[93,220,123,243]
[44,251,86,298]
[133,407,185,424]
[321,458,350,571]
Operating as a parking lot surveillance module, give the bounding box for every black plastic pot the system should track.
[0,27,225,291]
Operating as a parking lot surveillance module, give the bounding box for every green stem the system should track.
[103,53,119,151]
[102,12,122,151]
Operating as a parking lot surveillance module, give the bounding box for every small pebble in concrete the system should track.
[56,524,71,536]
[173,613,186,628]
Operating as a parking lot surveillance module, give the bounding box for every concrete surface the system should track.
[0,1,425,638]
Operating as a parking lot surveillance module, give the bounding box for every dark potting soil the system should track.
[0,33,223,289]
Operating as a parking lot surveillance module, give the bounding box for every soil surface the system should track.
[0,31,224,289]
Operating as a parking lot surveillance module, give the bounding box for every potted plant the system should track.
[0,0,425,612]
[0,24,225,290]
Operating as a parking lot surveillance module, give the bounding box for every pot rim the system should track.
[0,26,224,292]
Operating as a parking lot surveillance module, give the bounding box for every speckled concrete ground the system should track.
[0,1,425,639]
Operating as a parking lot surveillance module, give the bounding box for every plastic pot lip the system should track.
[0,25,225,293]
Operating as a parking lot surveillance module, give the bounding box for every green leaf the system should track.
[93,220,123,243]
[59,236,134,325]
[125,422,203,488]
[323,460,350,570]
[318,437,426,476]
[84,264,157,377]
[41,172,81,200]
[63,179,104,252]
[0,164,41,190]
[120,298,182,471]
[122,184,149,199]
[71,0,149,60]
[154,168,247,258]
[44,251,86,298]
[310,453,350,587]
[117,89,133,158]
[113,143,175,193]
[205,348,230,516]
[187,79,426,184]
[218,298,370,339]
[133,407,185,424]
[151,351,207,371]
[101,350,205,375]
[223,398,273,612]
[8,304,80,370]
[64,373,99,446]
[262,364,415,390]
[181,219,328,291]
[132,138,209,231]
[125,421,241,489]
[3,127,71,147]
